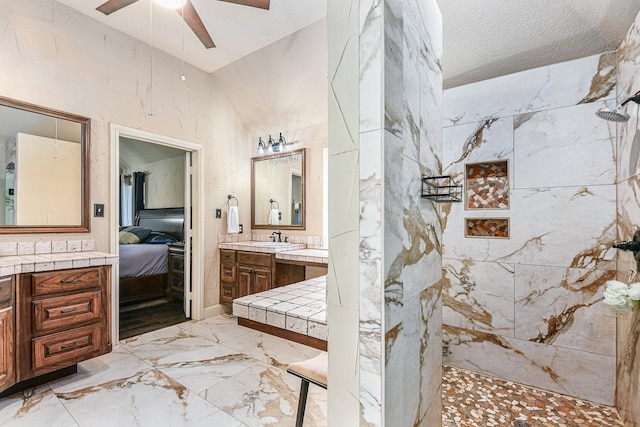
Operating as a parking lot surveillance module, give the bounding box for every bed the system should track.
[119,207,185,306]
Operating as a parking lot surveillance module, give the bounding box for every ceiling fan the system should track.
[96,0,270,49]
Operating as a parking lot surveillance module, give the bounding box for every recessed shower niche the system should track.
[464,160,510,239]
[465,160,509,210]
[465,217,510,238]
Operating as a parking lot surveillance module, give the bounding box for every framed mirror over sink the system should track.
[251,148,305,230]
[0,95,90,233]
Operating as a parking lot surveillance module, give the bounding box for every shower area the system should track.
[440,40,640,425]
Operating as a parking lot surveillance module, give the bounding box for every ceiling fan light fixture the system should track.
[155,0,186,9]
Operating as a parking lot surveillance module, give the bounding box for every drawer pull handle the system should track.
[224,271,232,276]
[61,341,78,350]
[61,307,79,314]
[61,279,79,284]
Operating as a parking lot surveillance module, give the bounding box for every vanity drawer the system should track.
[32,291,102,334]
[32,324,102,371]
[32,267,102,296]
[220,264,236,283]
[221,283,237,302]
[237,251,272,268]
[220,250,236,263]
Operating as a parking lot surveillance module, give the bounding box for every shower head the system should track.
[595,106,630,122]
[596,91,640,122]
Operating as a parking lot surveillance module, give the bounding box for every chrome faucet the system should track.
[271,231,282,242]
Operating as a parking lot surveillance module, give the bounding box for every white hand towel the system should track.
[268,208,280,225]
[227,206,239,233]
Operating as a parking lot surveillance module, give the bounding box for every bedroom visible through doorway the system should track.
[118,138,189,339]
[109,124,204,343]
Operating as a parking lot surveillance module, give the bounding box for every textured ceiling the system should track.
[55,0,640,110]
[438,0,640,88]
[56,0,326,73]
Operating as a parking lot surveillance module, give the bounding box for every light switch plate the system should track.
[94,203,104,217]
[215,209,222,219]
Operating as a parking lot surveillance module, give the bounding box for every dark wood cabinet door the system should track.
[238,267,253,298]
[252,269,271,294]
[0,307,15,393]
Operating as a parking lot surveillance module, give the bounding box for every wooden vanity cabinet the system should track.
[220,250,275,305]
[220,250,237,306]
[16,266,111,382]
[237,252,274,297]
[0,276,15,393]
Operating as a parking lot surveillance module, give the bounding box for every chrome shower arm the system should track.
[620,90,640,107]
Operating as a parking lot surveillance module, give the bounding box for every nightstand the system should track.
[167,243,185,301]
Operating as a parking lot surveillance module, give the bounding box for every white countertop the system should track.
[218,241,306,253]
[0,251,118,276]
[219,241,328,265]
[275,249,328,265]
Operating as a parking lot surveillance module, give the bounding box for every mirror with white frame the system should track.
[251,148,305,230]
[0,96,90,233]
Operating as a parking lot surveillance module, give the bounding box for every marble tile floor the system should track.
[0,315,625,427]
[443,365,625,427]
[0,315,326,427]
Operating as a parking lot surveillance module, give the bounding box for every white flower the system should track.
[603,280,639,314]
[628,282,640,301]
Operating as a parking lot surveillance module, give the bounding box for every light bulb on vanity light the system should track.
[257,137,266,156]
[267,135,275,154]
[278,133,287,152]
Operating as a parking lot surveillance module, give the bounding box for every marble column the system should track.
[616,9,640,426]
[327,0,443,425]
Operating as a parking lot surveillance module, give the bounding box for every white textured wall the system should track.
[0,0,251,308]
[442,52,618,405]
[137,156,185,209]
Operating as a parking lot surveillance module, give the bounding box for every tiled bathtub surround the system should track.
[232,276,327,341]
[615,8,640,427]
[442,51,618,405]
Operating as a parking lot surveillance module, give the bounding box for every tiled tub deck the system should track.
[232,276,327,348]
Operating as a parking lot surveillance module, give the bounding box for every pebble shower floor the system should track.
[442,365,625,426]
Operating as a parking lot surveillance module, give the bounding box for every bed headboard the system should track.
[135,208,185,241]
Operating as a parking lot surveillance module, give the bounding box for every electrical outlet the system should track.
[94,203,104,217]
[239,224,243,234]
[215,209,222,219]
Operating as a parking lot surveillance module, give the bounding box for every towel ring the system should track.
[270,199,280,209]
[227,194,238,207]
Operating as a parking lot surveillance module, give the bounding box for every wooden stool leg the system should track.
[295,379,310,427]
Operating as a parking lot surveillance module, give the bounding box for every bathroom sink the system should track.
[252,242,292,247]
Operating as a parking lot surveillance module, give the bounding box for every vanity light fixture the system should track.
[256,133,292,157]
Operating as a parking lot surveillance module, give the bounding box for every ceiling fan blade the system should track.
[217,0,270,10]
[180,0,216,49]
[96,0,140,15]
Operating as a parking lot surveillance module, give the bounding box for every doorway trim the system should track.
[109,124,204,343]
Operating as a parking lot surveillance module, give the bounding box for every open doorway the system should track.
[118,138,189,339]
[109,125,204,343]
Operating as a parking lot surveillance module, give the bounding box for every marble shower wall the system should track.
[442,52,619,405]
[381,0,443,426]
[615,9,640,427]
[328,0,442,425]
